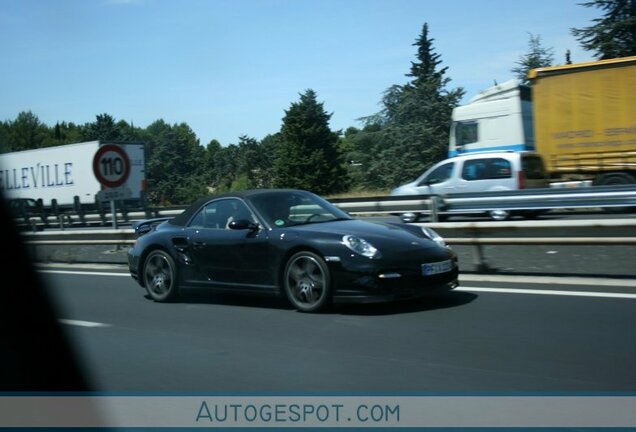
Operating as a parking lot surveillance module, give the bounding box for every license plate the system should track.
[422,260,453,276]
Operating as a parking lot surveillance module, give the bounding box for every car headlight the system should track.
[421,226,446,248]
[342,235,381,259]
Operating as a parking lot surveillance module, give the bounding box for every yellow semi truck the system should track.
[449,56,636,186]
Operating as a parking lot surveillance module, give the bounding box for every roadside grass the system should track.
[326,190,390,200]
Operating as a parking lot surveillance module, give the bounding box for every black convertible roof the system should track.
[168,189,307,226]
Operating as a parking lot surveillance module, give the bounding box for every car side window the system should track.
[418,162,454,186]
[462,158,512,181]
[462,160,487,181]
[486,158,512,179]
[189,199,255,230]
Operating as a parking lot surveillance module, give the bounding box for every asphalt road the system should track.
[38,267,636,392]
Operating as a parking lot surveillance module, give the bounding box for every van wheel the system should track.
[488,210,510,221]
[400,212,420,223]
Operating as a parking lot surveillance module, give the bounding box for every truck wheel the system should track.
[593,173,636,213]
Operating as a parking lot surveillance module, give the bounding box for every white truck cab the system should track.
[449,79,534,157]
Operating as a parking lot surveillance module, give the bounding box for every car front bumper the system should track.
[328,249,459,304]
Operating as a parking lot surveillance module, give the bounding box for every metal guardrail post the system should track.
[430,196,439,222]
[74,196,86,226]
[110,200,118,230]
[95,197,107,225]
[472,244,490,272]
[36,199,48,227]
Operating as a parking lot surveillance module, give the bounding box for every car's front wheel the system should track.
[283,251,331,312]
[143,249,179,302]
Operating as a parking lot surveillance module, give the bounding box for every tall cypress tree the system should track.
[571,0,636,59]
[274,90,346,195]
[355,23,464,188]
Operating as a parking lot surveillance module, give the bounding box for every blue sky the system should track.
[0,0,599,146]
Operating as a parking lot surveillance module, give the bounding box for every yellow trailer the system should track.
[529,56,636,185]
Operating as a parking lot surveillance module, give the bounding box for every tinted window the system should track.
[462,158,512,181]
[419,163,454,186]
[250,191,349,227]
[522,155,547,180]
[189,199,254,229]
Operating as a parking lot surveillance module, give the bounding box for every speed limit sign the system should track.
[92,144,131,188]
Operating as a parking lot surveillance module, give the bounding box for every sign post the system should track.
[92,144,131,229]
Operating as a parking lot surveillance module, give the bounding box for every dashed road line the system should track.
[39,270,130,277]
[58,319,111,328]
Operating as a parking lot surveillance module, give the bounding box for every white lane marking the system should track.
[58,319,111,328]
[460,274,636,288]
[38,270,130,277]
[39,269,636,299]
[457,286,636,299]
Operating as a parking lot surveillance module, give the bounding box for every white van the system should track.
[390,151,549,221]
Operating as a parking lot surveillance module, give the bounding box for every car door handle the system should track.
[192,241,205,248]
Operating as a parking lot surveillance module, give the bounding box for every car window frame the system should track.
[461,157,512,181]
[418,162,455,186]
[187,198,256,230]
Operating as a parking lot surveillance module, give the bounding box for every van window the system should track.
[462,158,512,181]
[418,162,454,186]
[455,121,478,146]
[522,155,546,179]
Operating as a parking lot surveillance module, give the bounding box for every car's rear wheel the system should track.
[143,250,179,302]
[283,251,331,312]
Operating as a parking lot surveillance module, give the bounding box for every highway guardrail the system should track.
[21,218,636,271]
[12,185,636,229]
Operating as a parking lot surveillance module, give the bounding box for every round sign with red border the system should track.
[92,144,131,188]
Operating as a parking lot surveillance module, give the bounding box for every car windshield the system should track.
[250,191,351,227]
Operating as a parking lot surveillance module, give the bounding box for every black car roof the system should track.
[168,189,309,226]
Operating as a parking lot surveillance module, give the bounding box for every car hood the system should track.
[287,219,440,251]
[390,182,419,196]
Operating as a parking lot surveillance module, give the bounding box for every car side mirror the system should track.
[228,219,259,231]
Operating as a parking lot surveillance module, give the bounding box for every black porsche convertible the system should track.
[128,189,458,312]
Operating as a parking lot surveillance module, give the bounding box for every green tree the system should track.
[236,135,276,189]
[144,120,207,205]
[4,111,49,151]
[204,139,222,186]
[511,33,554,85]
[257,133,281,188]
[356,23,464,188]
[211,144,240,192]
[117,119,147,142]
[81,113,124,142]
[43,121,83,147]
[571,0,636,59]
[273,89,347,195]
[0,121,10,153]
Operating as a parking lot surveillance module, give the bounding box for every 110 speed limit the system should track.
[92,144,131,189]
